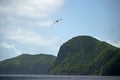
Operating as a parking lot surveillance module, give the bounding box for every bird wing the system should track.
[52,21,57,25]
[52,19,63,26]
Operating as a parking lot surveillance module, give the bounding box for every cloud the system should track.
[0,28,59,48]
[113,42,120,48]
[107,40,120,48]
[0,0,64,16]
[36,19,54,26]
[15,0,63,18]
[0,0,64,57]
[0,0,64,27]
[0,42,22,61]
[1,42,21,54]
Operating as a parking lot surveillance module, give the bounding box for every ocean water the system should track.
[0,75,119,80]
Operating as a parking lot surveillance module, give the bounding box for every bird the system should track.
[52,19,63,25]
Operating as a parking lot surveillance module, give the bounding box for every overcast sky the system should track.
[0,0,120,61]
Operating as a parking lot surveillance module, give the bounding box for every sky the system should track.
[0,0,120,61]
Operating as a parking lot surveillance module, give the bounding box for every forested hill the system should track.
[0,36,120,75]
[0,54,56,74]
[49,36,120,75]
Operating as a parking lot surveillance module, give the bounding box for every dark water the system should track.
[0,75,119,80]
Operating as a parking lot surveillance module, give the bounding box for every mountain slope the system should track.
[0,54,56,74]
[49,36,120,75]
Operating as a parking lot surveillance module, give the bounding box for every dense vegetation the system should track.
[0,36,120,75]
[0,54,56,74]
[49,36,120,75]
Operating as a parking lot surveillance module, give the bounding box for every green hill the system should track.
[0,54,56,74]
[49,36,120,75]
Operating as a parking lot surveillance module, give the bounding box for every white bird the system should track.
[52,19,63,25]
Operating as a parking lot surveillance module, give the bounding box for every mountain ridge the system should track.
[0,35,120,75]
[0,53,56,74]
[49,36,120,75]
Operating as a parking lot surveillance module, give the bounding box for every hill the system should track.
[0,54,56,74]
[49,36,120,75]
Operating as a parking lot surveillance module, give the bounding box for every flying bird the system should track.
[52,19,63,25]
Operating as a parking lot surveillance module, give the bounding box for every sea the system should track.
[0,75,119,80]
